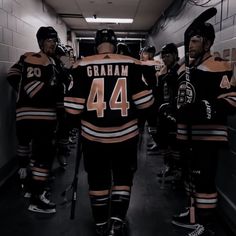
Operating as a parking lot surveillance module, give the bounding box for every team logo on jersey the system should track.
[220,75,231,89]
[177,81,195,109]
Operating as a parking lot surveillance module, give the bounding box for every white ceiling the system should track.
[44,0,175,39]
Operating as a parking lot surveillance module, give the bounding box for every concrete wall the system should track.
[148,0,236,232]
[0,0,67,181]
[148,0,236,52]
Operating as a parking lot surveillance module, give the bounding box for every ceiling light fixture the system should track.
[76,37,144,41]
[85,17,133,24]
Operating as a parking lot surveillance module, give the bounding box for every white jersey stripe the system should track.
[64,102,84,110]
[82,124,138,138]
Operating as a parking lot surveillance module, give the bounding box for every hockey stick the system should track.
[60,129,82,219]
[183,7,217,224]
[70,133,82,219]
[184,7,217,48]
[184,7,217,91]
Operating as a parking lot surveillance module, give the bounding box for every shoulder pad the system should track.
[200,56,232,72]
[24,52,51,65]
[141,60,161,66]
[18,52,37,64]
[214,56,228,62]
[23,52,36,57]
[77,53,139,66]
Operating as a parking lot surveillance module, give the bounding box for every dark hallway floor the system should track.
[0,129,232,236]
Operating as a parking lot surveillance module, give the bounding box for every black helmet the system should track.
[188,22,215,45]
[143,46,156,55]
[36,26,58,44]
[161,43,178,56]
[95,29,117,48]
[117,43,131,56]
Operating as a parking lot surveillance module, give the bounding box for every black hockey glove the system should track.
[159,103,176,123]
[177,100,217,123]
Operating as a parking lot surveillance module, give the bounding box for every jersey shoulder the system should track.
[199,56,232,72]
[141,60,161,66]
[24,52,51,66]
[74,53,140,67]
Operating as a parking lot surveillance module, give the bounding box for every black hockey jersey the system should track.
[141,60,162,89]
[157,64,179,111]
[176,56,236,142]
[7,52,63,122]
[64,53,154,143]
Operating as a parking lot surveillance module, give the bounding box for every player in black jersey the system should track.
[7,26,65,214]
[156,43,182,185]
[172,22,236,236]
[64,29,154,236]
[140,46,162,151]
[53,44,75,168]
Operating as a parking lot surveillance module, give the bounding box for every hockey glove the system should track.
[159,103,176,123]
[177,100,217,123]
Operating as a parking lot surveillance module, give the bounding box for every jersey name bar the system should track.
[87,64,128,77]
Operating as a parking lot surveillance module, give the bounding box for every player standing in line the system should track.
[64,29,154,236]
[172,22,236,236]
[140,46,162,151]
[156,43,182,185]
[7,26,65,213]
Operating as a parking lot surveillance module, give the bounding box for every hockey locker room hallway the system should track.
[0,127,232,236]
[1,0,236,236]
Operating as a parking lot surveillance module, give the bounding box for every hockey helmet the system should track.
[188,22,215,45]
[36,26,59,45]
[117,43,131,56]
[142,46,156,55]
[95,29,117,48]
[161,43,178,56]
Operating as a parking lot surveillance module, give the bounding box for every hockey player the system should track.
[140,46,162,88]
[140,46,162,151]
[156,43,181,184]
[64,29,154,236]
[172,22,236,236]
[53,44,74,168]
[7,26,64,213]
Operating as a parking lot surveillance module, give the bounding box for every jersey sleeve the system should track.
[141,64,157,89]
[64,67,86,116]
[131,63,154,110]
[7,55,25,92]
[214,72,236,117]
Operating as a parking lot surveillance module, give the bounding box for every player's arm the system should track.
[7,55,26,92]
[63,67,85,128]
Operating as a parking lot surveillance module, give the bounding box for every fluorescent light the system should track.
[77,37,94,40]
[85,17,133,24]
[76,37,145,41]
[117,37,145,41]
